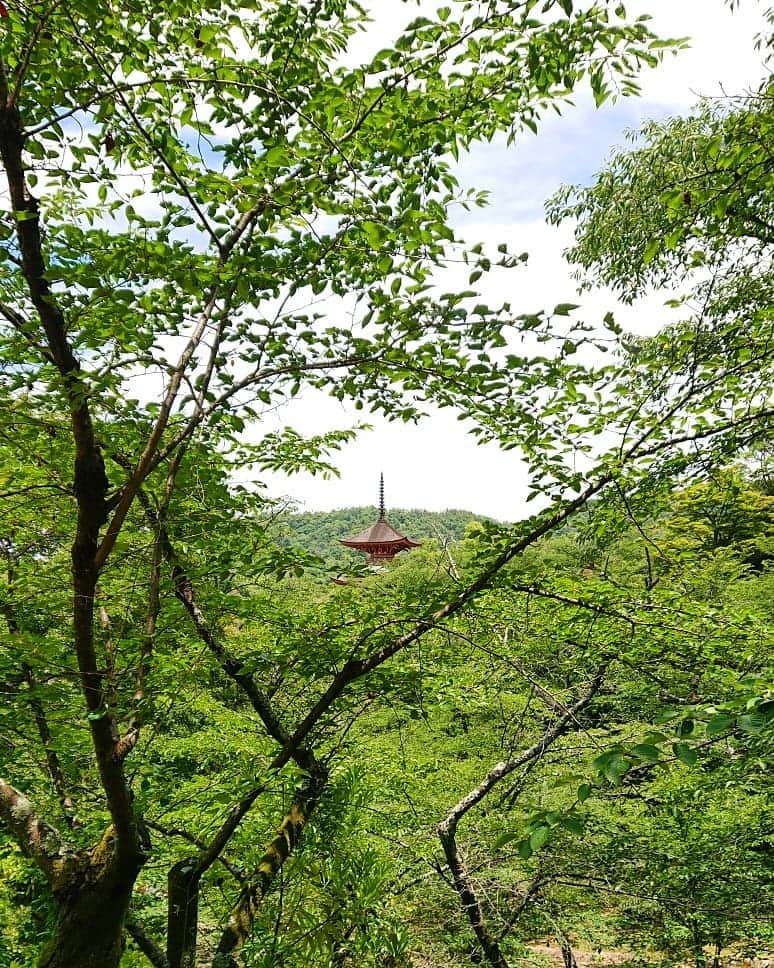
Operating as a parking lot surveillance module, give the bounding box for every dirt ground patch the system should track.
[525,944,774,968]
[526,942,632,966]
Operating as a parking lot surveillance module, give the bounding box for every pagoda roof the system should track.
[340,517,421,549]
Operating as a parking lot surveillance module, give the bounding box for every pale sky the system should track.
[261,0,771,522]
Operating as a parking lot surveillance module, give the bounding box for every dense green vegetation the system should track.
[4,472,772,968]
[282,507,490,565]
[0,2,772,968]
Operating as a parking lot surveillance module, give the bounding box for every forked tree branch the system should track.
[436,670,605,968]
[165,782,269,968]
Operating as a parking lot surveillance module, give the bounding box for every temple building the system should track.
[340,475,421,565]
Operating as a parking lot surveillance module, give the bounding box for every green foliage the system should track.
[280,506,491,564]
[1,1,773,966]
[547,76,774,310]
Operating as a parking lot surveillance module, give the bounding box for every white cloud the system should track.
[632,0,769,104]
[239,3,774,521]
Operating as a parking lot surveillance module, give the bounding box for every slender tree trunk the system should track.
[712,937,722,968]
[694,935,707,968]
[560,936,578,968]
[437,826,510,968]
[167,860,201,968]
[437,674,604,968]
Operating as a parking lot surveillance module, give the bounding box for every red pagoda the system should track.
[340,475,421,565]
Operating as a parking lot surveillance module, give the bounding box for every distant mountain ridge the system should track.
[283,507,490,562]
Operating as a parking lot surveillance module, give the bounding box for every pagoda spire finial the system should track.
[378,473,385,520]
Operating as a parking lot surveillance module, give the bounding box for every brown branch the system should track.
[125,914,170,968]
[134,487,320,777]
[94,207,267,573]
[145,821,244,883]
[497,874,550,942]
[0,89,138,858]
[151,351,382,475]
[10,0,66,108]
[93,286,219,571]
[21,663,75,827]
[0,300,53,359]
[0,778,70,881]
[436,671,605,968]
[131,479,328,966]
[67,22,222,252]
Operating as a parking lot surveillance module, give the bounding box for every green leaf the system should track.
[671,743,697,766]
[561,816,584,835]
[632,743,660,762]
[738,713,768,734]
[675,718,695,738]
[529,825,550,851]
[493,830,520,849]
[642,239,660,264]
[705,714,734,737]
[577,783,592,803]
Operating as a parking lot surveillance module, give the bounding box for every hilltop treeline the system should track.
[282,506,494,563]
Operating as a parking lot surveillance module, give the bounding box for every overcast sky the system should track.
[261,0,771,522]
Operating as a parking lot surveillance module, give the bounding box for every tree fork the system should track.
[437,672,605,968]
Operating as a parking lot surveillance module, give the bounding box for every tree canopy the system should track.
[0,3,772,968]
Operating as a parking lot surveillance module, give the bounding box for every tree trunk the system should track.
[167,860,201,968]
[712,937,722,968]
[694,943,707,968]
[38,842,142,968]
[560,937,578,968]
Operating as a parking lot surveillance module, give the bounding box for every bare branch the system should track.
[436,670,605,968]
[125,914,169,968]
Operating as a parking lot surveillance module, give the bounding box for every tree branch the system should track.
[0,778,70,881]
[437,670,605,968]
[0,92,139,858]
[126,914,170,968]
[21,663,76,827]
[211,770,327,968]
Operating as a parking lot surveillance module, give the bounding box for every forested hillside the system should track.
[0,3,772,968]
[282,507,491,563]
